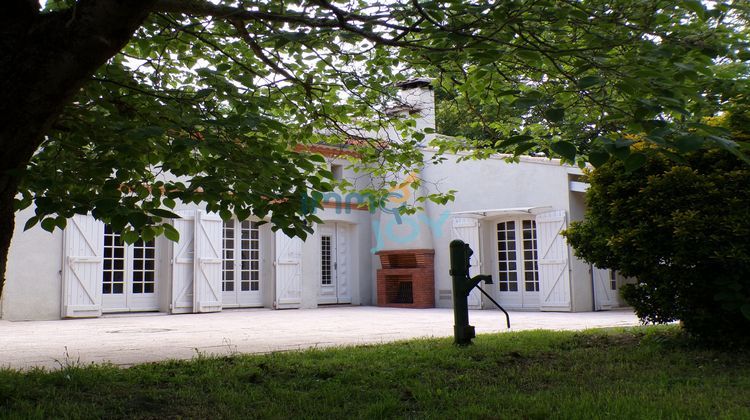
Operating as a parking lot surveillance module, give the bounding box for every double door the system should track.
[101,225,159,312]
[495,219,540,309]
[318,223,351,305]
[222,219,263,307]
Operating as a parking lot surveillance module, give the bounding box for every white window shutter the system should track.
[274,230,302,308]
[62,214,104,318]
[536,210,572,311]
[170,210,196,314]
[192,210,223,313]
[451,217,482,308]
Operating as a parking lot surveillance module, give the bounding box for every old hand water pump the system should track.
[449,239,511,345]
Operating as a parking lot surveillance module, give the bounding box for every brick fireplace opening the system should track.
[376,249,435,308]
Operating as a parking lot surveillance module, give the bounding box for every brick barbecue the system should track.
[376,249,435,308]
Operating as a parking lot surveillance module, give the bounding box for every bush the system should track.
[565,149,750,345]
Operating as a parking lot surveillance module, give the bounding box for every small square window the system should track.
[331,164,344,181]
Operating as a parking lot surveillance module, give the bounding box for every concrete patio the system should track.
[0,306,640,370]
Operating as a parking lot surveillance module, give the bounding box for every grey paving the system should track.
[0,306,640,370]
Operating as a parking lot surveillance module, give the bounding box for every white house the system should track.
[0,79,627,321]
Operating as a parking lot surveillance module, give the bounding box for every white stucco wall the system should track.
[2,208,64,320]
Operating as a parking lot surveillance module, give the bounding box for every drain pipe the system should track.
[590,263,597,311]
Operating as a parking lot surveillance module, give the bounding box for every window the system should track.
[132,238,156,293]
[331,164,344,181]
[222,220,260,293]
[496,221,517,292]
[497,219,539,293]
[103,226,125,295]
[321,235,332,285]
[102,225,155,295]
[522,220,539,292]
[610,270,617,291]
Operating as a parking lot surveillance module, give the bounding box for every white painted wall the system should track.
[2,208,64,320]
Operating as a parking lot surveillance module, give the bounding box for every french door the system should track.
[318,223,351,305]
[222,219,263,307]
[495,219,540,309]
[101,225,159,312]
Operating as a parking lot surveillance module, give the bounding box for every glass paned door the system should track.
[318,223,351,305]
[101,225,159,312]
[496,219,540,309]
[222,220,263,307]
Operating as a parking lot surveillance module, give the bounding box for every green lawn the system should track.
[1,326,749,419]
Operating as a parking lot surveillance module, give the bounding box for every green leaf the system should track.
[624,153,647,172]
[141,226,156,242]
[577,76,602,89]
[149,208,182,219]
[674,135,704,153]
[121,230,140,244]
[511,97,541,110]
[550,141,577,161]
[544,107,565,123]
[40,218,57,232]
[127,212,149,229]
[588,150,610,167]
[513,142,537,156]
[23,216,39,231]
[516,49,542,64]
[164,223,180,242]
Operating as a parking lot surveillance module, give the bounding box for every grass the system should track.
[1,326,749,419]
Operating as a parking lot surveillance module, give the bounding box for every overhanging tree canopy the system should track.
[1,0,748,299]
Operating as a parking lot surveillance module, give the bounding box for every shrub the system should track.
[565,149,750,345]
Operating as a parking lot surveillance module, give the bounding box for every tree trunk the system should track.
[0,0,155,302]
